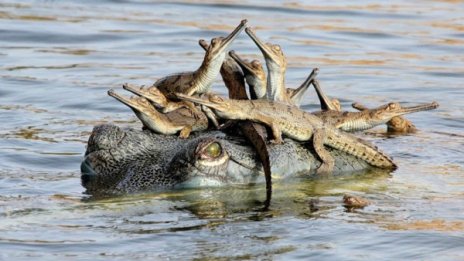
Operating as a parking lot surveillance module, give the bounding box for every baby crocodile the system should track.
[108,89,208,138]
[245,27,291,104]
[176,93,397,174]
[314,101,439,132]
[352,102,418,133]
[228,50,267,100]
[154,19,247,109]
[229,49,318,106]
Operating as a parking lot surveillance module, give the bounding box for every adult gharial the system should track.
[81,20,439,208]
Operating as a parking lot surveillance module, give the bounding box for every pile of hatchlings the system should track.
[107,19,438,176]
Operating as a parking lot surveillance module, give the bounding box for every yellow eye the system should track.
[204,142,222,158]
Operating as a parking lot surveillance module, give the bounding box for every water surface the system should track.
[1,1,464,260]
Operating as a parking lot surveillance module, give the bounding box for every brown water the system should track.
[1,1,464,260]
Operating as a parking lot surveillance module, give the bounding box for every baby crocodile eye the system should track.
[210,95,224,103]
[204,142,222,158]
[272,45,281,51]
[387,103,400,110]
[251,60,261,68]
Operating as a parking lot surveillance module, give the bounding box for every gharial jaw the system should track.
[365,101,439,125]
[245,27,286,70]
[202,19,248,66]
[108,89,157,115]
[108,89,180,134]
[192,20,247,95]
[245,27,289,103]
[122,83,167,108]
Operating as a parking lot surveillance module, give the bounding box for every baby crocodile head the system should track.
[229,50,267,99]
[108,89,177,134]
[108,89,156,115]
[367,101,439,125]
[203,19,247,65]
[245,27,287,71]
[122,83,167,109]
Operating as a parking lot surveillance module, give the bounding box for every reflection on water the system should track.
[1,0,463,260]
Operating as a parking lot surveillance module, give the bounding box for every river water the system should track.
[1,1,463,260]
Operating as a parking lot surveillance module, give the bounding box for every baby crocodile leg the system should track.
[352,102,418,133]
[108,89,196,138]
[245,27,292,104]
[313,128,335,174]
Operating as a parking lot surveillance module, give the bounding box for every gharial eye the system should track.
[202,142,222,159]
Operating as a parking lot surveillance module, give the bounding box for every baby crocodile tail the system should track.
[325,127,397,169]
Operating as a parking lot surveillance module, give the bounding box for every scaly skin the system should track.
[352,102,418,133]
[154,20,247,108]
[228,50,267,99]
[214,51,274,208]
[108,89,208,138]
[122,82,218,126]
[311,79,341,111]
[286,68,319,106]
[122,83,190,113]
[314,101,439,132]
[176,93,397,173]
[229,49,318,107]
[81,125,374,194]
[199,39,273,206]
[245,27,292,104]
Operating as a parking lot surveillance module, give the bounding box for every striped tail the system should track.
[325,128,397,169]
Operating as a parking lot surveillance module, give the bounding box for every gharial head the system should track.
[245,27,286,68]
[81,124,265,194]
[366,101,439,124]
[203,19,247,63]
[122,83,167,108]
